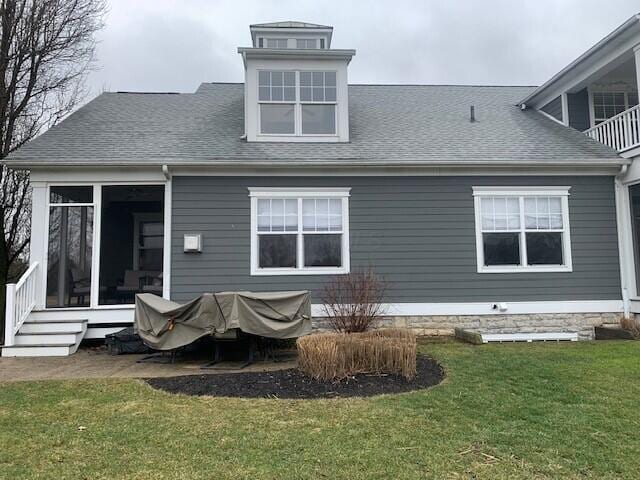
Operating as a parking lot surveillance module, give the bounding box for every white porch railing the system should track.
[4,262,38,347]
[585,104,640,152]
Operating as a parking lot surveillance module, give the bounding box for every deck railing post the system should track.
[4,283,16,347]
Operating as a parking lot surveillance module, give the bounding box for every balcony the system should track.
[585,104,640,152]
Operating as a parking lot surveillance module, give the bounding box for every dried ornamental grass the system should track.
[297,328,417,381]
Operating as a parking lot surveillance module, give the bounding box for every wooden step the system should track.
[1,344,76,357]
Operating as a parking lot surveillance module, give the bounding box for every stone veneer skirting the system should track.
[313,313,622,340]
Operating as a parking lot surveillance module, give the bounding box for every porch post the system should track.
[30,183,48,310]
[635,44,640,99]
[561,93,569,126]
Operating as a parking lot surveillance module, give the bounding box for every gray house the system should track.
[3,17,640,356]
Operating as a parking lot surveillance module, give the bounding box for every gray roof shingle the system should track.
[6,83,624,167]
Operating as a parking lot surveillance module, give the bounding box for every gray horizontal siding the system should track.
[541,96,563,121]
[171,176,621,304]
[568,88,590,132]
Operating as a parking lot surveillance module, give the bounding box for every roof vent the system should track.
[470,105,476,122]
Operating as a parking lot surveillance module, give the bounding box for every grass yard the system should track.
[1,340,639,479]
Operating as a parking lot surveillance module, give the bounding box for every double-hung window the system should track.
[473,187,572,273]
[249,188,350,275]
[258,70,337,136]
[592,91,639,125]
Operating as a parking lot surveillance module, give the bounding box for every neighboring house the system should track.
[2,17,639,356]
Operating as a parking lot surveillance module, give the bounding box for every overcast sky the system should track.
[87,0,640,97]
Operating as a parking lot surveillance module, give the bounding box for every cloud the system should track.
[87,0,640,95]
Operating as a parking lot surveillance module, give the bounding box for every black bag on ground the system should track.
[105,327,153,355]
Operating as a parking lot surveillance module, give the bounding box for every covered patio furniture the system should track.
[134,291,312,353]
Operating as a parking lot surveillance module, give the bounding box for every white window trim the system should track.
[249,187,351,276]
[257,70,338,137]
[472,186,573,274]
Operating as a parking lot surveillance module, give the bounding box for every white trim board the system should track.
[23,300,621,338]
[311,300,622,317]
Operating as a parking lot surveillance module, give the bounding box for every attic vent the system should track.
[470,105,476,122]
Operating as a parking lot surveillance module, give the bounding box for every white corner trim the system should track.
[248,187,351,197]
[311,300,623,317]
[472,186,571,196]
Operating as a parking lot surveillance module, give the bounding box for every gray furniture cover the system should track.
[134,291,312,350]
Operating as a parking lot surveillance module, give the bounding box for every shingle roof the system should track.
[6,83,624,167]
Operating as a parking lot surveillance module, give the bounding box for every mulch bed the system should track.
[146,356,444,399]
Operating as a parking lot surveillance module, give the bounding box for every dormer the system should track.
[238,21,355,142]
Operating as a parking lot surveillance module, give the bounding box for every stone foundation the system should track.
[313,312,623,340]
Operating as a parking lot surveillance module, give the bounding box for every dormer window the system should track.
[258,70,337,136]
[265,38,288,49]
[296,38,317,49]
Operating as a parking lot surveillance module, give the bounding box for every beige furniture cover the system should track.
[134,291,312,350]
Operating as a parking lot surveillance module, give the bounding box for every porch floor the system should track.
[0,344,297,382]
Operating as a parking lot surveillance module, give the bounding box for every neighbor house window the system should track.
[249,188,350,275]
[258,70,338,136]
[472,187,572,273]
[592,91,639,125]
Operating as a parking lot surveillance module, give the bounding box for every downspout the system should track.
[615,164,630,319]
[161,164,172,300]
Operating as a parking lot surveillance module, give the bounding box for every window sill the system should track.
[251,267,349,276]
[477,265,573,274]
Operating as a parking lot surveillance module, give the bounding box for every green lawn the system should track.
[1,340,639,479]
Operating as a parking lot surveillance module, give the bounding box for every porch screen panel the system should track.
[46,191,94,308]
[98,185,164,305]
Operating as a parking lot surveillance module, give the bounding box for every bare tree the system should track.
[0,0,106,339]
[320,268,387,333]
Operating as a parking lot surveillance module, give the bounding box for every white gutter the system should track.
[162,164,171,180]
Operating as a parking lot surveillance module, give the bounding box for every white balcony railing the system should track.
[4,262,38,347]
[585,104,640,152]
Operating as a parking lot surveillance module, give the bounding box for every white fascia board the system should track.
[520,14,640,107]
[237,47,355,62]
[311,300,623,317]
[28,166,166,183]
[9,158,631,170]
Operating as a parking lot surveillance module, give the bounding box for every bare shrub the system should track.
[297,328,417,381]
[320,268,387,333]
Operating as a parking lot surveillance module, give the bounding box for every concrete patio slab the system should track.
[0,346,297,382]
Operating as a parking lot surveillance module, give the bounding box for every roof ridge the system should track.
[110,91,183,95]
[196,82,537,88]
